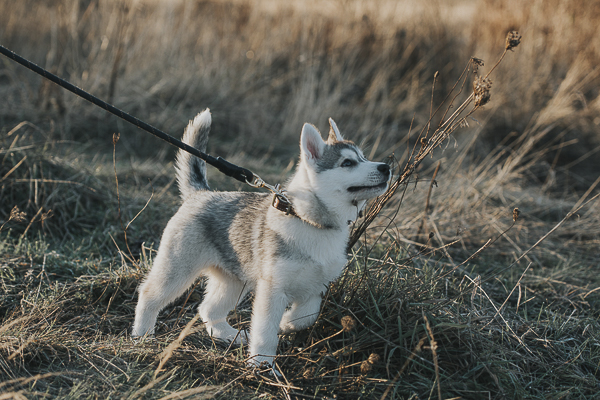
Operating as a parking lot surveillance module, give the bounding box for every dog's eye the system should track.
[341,159,356,167]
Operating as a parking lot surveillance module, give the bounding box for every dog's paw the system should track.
[279,309,318,334]
[130,331,156,344]
[279,321,296,334]
[279,314,299,334]
[247,357,282,378]
[206,323,249,346]
[131,326,155,338]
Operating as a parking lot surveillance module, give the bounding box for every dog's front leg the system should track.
[247,280,288,367]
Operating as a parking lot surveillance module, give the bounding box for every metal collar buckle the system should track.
[272,193,296,216]
[246,175,297,217]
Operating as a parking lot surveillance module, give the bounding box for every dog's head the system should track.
[298,119,390,204]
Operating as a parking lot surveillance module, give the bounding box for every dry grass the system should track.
[1,0,600,399]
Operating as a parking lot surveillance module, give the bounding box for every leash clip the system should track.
[246,175,295,216]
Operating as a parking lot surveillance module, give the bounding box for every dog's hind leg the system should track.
[198,267,249,344]
[132,249,205,337]
[279,295,322,334]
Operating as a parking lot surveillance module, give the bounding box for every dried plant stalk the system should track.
[348,31,521,250]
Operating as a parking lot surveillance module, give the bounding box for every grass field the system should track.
[1,0,599,398]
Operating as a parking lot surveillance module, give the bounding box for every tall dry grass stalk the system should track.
[349,32,520,249]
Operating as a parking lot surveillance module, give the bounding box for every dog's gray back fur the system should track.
[196,191,269,278]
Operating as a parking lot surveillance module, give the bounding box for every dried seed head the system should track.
[360,353,381,374]
[505,31,522,51]
[9,206,27,223]
[473,76,492,107]
[341,315,356,332]
[368,353,381,364]
[471,57,484,74]
[513,207,520,222]
[360,360,372,374]
[471,57,485,67]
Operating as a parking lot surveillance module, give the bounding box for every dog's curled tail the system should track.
[176,109,211,199]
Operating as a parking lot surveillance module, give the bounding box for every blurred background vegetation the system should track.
[1,0,599,160]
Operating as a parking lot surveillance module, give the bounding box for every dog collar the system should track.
[247,177,299,218]
[271,193,298,217]
[271,193,339,230]
[251,178,335,229]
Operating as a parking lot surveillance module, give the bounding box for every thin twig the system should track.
[481,192,600,285]
[380,335,427,400]
[415,161,440,241]
[482,263,532,330]
[424,314,442,400]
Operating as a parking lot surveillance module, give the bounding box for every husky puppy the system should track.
[132,109,390,367]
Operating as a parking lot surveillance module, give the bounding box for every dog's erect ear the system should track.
[301,123,325,161]
[327,118,344,143]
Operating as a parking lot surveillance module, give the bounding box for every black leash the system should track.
[0,44,258,185]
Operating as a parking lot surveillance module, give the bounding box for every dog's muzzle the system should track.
[347,163,390,192]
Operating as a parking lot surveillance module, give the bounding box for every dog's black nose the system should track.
[378,163,390,177]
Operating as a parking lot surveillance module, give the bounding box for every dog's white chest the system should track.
[267,214,348,293]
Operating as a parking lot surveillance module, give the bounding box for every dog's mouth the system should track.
[347,182,388,193]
